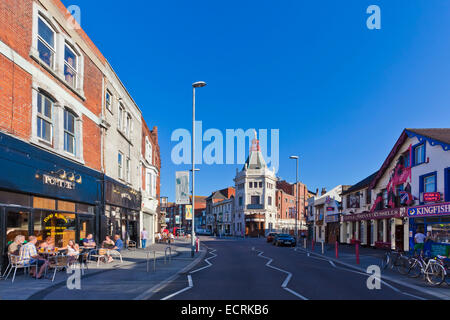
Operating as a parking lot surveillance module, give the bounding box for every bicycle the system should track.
[435,255,450,286]
[381,250,411,275]
[407,253,446,286]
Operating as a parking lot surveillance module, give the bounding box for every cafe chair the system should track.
[4,254,38,283]
[48,255,70,282]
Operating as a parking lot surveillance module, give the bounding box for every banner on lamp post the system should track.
[185,205,193,221]
[175,171,190,205]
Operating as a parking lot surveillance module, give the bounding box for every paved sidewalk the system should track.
[297,241,450,300]
[0,239,206,300]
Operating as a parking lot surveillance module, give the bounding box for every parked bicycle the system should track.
[381,249,410,275]
[407,253,446,286]
[435,255,450,286]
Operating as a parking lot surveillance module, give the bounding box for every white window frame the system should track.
[106,90,113,112]
[126,157,131,183]
[37,15,56,70]
[36,91,54,144]
[118,152,123,180]
[63,43,78,88]
[118,104,124,131]
[63,108,77,155]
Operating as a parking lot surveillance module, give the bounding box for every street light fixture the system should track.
[191,81,207,257]
[289,155,299,246]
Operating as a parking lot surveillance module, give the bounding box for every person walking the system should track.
[141,228,148,249]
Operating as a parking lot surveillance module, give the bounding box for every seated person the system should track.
[102,235,115,249]
[8,235,25,255]
[107,235,123,263]
[82,234,97,248]
[19,236,49,279]
[66,240,80,264]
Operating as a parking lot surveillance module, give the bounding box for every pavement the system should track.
[0,239,206,300]
[153,237,449,300]
[297,240,450,300]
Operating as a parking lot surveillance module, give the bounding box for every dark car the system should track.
[273,234,296,247]
[266,232,278,243]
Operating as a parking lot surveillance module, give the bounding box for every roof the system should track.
[370,128,450,189]
[406,128,450,147]
[342,171,379,195]
[242,150,267,171]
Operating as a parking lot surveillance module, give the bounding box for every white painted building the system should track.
[234,133,277,237]
[313,186,345,243]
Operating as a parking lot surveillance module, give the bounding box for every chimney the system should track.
[316,188,319,196]
[321,188,327,196]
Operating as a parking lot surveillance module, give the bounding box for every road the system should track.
[152,237,440,300]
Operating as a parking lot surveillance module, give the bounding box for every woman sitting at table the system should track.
[66,240,80,264]
[102,236,115,249]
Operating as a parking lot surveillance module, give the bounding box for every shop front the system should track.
[408,202,450,257]
[0,132,101,272]
[341,207,408,250]
[325,214,340,244]
[102,177,141,246]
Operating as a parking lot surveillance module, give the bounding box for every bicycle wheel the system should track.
[426,263,445,286]
[408,259,423,278]
[397,256,410,275]
[381,252,390,270]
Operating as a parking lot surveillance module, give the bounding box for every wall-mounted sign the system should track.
[325,214,339,223]
[175,215,181,224]
[423,192,441,202]
[343,207,406,222]
[43,174,75,190]
[326,207,334,212]
[408,202,450,218]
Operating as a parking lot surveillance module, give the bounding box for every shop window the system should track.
[6,210,29,245]
[0,191,31,207]
[33,211,76,248]
[33,197,56,210]
[58,200,76,212]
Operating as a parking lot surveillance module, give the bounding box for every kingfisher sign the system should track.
[408,202,450,218]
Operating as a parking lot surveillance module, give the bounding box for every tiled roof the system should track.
[406,128,450,145]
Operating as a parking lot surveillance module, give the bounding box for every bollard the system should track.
[335,241,339,259]
[321,241,324,254]
[153,251,156,271]
[356,242,360,265]
[312,239,315,251]
[304,238,307,249]
[146,251,149,272]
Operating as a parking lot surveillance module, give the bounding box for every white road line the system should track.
[257,251,308,300]
[161,275,193,301]
[295,247,427,300]
[160,248,217,300]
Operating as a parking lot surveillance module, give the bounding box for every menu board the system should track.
[431,244,450,257]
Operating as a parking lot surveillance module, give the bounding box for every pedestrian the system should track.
[141,228,148,249]
[413,228,426,256]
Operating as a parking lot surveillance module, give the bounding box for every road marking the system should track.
[295,247,428,300]
[160,247,217,300]
[190,249,217,274]
[257,251,308,300]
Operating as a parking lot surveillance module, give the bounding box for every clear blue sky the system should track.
[63,0,450,201]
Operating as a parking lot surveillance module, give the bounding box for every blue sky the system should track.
[63,0,450,201]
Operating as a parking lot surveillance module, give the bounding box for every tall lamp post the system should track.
[191,81,207,257]
[289,156,299,245]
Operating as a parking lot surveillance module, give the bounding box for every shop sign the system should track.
[423,192,441,202]
[343,207,406,222]
[43,174,75,190]
[408,202,450,218]
[325,214,339,223]
[326,207,334,212]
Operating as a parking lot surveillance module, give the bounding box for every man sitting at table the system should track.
[8,235,25,255]
[83,234,96,248]
[106,235,123,263]
[19,236,49,279]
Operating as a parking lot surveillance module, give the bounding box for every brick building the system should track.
[0,0,161,270]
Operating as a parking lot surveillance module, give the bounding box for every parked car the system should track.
[266,232,278,243]
[273,234,296,247]
[196,228,212,236]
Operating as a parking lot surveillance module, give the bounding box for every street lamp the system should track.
[289,155,299,246]
[191,81,206,257]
